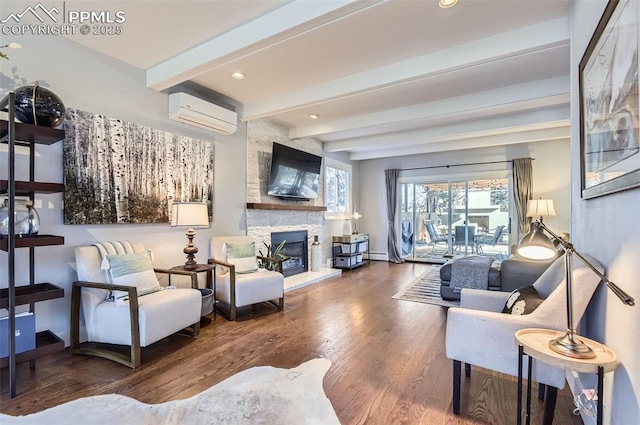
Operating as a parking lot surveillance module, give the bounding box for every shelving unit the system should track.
[332,234,370,270]
[1,92,66,398]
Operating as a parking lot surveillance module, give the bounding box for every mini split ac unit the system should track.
[168,92,237,135]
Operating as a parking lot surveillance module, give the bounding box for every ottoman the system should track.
[439,258,502,301]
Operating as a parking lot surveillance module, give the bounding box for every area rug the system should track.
[392,266,460,308]
[0,359,340,425]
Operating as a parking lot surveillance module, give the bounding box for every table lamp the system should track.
[517,221,635,359]
[526,198,556,223]
[352,210,362,235]
[171,202,209,269]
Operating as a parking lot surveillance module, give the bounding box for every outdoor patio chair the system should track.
[453,225,476,253]
[476,225,505,254]
[426,222,448,254]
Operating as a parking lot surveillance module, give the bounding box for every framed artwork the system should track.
[580,0,640,199]
[64,109,214,224]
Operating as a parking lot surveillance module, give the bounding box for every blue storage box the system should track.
[1,312,36,358]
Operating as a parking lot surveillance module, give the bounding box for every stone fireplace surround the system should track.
[246,209,323,269]
[245,119,339,291]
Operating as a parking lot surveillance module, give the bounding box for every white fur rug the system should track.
[1,359,340,425]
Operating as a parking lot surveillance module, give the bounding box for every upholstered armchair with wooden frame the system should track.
[209,236,285,321]
[71,242,202,368]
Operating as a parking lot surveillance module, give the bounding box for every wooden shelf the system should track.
[0,180,64,195]
[0,331,65,368]
[0,120,65,145]
[247,202,327,212]
[0,283,64,309]
[0,235,65,251]
[2,98,67,397]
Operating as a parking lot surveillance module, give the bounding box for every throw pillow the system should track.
[106,251,162,301]
[502,285,544,315]
[225,242,258,274]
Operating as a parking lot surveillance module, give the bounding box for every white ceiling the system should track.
[66,0,572,160]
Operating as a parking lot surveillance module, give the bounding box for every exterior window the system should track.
[325,159,351,216]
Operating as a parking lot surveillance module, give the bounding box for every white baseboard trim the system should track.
[369,252,389,261]
[57,329,71,348]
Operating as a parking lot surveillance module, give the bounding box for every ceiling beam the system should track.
[243,17,569,121]
[323,105,570,154]
[146,0,382,91]
[348,127,570,161]
[291,76,569,140]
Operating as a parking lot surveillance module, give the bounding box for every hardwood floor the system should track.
[1,261,582,424]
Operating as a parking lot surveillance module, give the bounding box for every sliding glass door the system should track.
[400,176,512,263]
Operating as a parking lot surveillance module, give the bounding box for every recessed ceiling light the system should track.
[309,114,319,119]
[231,72,245,80]
[439,0,458,8]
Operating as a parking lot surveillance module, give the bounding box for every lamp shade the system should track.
[171,202,209,227]
[352,211,362,220]
[526,199,556,218]
[517,222,556,260]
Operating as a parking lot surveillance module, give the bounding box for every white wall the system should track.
[571,1,640,423]
[0,34,247,344]
[357,138,571,257]
[323,150,360,261]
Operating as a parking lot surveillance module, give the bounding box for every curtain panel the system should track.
[512,158,533,235]
[385,169,404,263]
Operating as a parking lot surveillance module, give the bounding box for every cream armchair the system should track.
[445,255,603,420]
[71,241,202,368]
[209,236,284,321]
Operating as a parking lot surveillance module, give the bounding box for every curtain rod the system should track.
[399,158,535,172]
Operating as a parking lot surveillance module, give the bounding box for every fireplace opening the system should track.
[271,230,308,277]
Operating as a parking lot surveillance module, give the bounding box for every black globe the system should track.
[14,85,66,128]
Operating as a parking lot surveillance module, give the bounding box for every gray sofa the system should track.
[440,254,558,300]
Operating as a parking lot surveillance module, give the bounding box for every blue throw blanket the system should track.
[450,255,495,293]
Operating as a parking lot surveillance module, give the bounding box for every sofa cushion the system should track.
[502,285,544,315]
[91,288,201,346]
[224,241,258,274]
[106,251,162,301]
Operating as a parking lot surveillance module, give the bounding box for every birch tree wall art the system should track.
[63,109,214,224]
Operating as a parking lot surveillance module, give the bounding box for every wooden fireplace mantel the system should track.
[246,203,327,212]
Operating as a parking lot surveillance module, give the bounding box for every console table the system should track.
[332,234,369,270]
[515,328,617,425]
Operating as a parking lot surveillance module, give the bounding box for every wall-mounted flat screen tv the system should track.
[267,143,322,200]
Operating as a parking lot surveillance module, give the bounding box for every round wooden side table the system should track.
[515,328,617,425]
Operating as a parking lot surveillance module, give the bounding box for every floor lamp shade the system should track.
[517,222,556,260]
[171,202,209,269]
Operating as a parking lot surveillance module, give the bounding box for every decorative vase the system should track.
[14,83,66,127]
[0,199,40,237]
[342,219,352,235]
[311,235,321,272]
